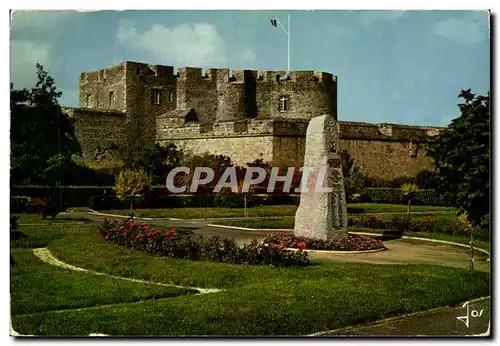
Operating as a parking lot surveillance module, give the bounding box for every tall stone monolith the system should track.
[294,114,348,240]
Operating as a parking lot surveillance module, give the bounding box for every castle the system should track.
[63,61,445,180]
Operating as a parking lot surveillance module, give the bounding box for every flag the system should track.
[270,18,277,27]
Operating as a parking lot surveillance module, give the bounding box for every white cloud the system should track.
[10,40,50,89]
[433,12,488,44]
[117,21,227,67]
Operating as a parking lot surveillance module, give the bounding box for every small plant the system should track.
[350,193,361,202]
[457,212,476,272]
[401,183,420,215]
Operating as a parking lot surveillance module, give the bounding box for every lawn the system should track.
[10,248,195,316]
[10,220,490,336]
[102,203,456,219]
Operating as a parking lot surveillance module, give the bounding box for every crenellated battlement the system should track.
[80,61,337,87]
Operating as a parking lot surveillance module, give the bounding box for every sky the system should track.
[10,10,490,126]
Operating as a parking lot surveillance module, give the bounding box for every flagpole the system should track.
[274,16,291,73]
[287,14,290,73]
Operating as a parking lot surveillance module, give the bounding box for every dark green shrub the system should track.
[389,215,412,234]
[11,186,114,208]
[10,196,31,213]
[348,216,388,229]
[357,188,402,204]
[475,215,490,241]
[355,188,444,205]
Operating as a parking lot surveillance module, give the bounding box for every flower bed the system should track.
[99,219,310,267]
[263,232,385,251]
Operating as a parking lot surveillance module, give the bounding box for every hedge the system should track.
[91,194,300,211]
[355,188,447,206]
[11,186,113,208]
[11,186,447,209]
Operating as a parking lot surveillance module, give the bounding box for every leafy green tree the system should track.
[122,143,183,185]
[340,149,366,198]
[426,89,490,229]
[401,183,420,215]
[11,64,81,187]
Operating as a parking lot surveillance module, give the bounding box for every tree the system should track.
[401,183,420,215]
[114,169,150,215]
[11,64,81,188]
[122,143,183,185]
[426,89,490,229]
[340,149,366,198]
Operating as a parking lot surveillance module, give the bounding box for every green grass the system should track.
[11,219,490,336]
[10,248,195,316]
[104,203,456,219]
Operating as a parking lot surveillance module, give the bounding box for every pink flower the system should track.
[104,235,110,241]
[297,241,307,249]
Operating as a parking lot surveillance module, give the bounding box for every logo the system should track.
[457,301,484,328]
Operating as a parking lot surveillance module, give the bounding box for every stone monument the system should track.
[294,114,348,240]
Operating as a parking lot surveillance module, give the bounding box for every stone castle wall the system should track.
[63,107,126,162]
[156,119,441,179]
[70,61,443,180]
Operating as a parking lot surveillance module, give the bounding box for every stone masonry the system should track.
[294,114,348,240]
[63,61,446,180]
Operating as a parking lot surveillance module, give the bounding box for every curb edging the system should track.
[286,247,387,254]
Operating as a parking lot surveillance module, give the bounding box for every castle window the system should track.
[168,91,173,102]
[136,67,141,75]
[152,89,161,105]
[279,96,288,112]
[86,94,91,108]
[109,91,114,107]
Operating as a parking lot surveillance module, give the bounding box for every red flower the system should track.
[113,228,119,233]
[142,224,152,230]
[164,231,171,237]
[30,198,47,206]
[104,235,110,241]
[297,241,307,249]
